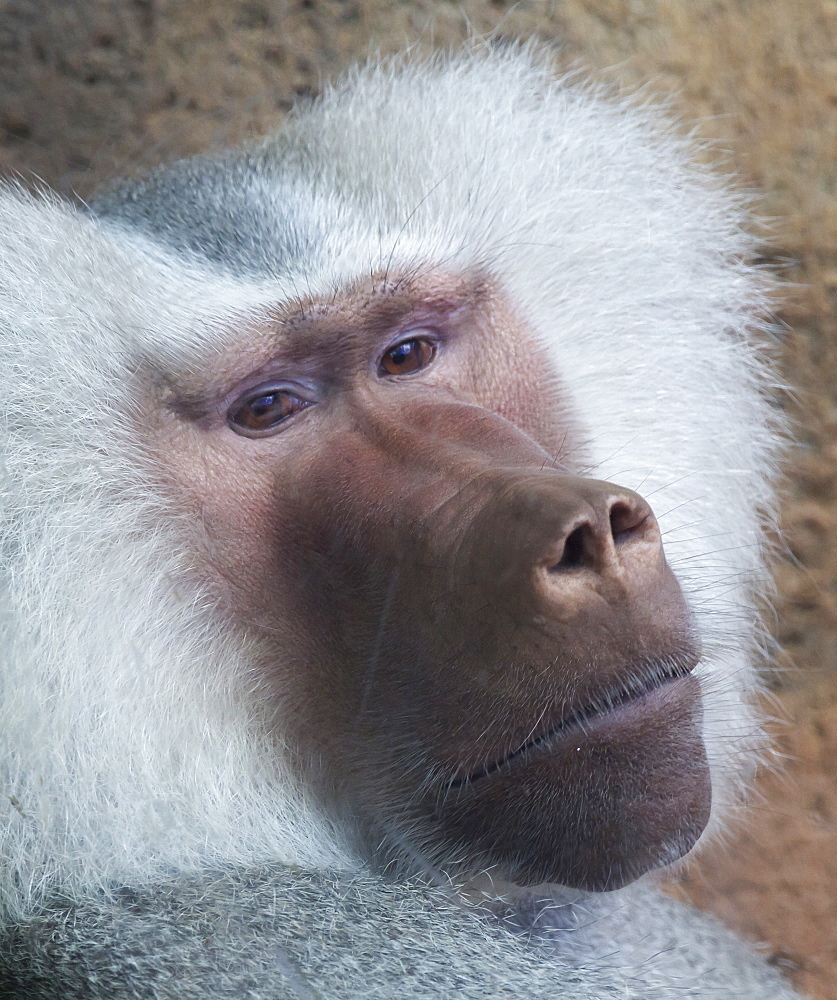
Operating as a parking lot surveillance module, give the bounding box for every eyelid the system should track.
[222,375,316,412]
[238,380,315,402]
[382,327,440,349]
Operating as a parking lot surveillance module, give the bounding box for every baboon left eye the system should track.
[378,336,437,377]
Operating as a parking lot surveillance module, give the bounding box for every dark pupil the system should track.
[390,342,415,367]
[251,393,281,418]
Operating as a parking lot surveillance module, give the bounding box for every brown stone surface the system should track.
[1,1,835,996]
[673,680,837,999]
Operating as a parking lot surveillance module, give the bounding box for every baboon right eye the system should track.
[228,385,313,437]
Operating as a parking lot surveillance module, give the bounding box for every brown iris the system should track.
[378,337,436,377]
[228,387,311,434]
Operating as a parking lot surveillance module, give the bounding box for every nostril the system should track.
[552,525,586,570]
[541,491,655,577]
[609,501,648,546]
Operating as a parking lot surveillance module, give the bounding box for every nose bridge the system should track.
[338,395,560,539]
[334,396,672,620]
[350,393,555,477]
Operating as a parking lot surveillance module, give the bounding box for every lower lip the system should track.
[456,674,696,786]
[450,674,708,891]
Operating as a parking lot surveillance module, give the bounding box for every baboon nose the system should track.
[462,474,675,618]
[532,480,668,612]
[545,491,657,573]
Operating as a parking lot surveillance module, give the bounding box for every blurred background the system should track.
[0,1,833,995]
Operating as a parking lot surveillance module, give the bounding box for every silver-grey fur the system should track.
[2,869,801,998]
[0,44,800,999]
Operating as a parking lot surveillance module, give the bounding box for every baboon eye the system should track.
[228,386,312,437]
[378,336,437,377]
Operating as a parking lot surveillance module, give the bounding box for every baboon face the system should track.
[153,269,709,892]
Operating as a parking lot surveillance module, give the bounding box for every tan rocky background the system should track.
[0,0,834,996]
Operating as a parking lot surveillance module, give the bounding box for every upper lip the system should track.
[448,657,697,788]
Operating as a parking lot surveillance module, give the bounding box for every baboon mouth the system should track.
[450,658,698,788]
